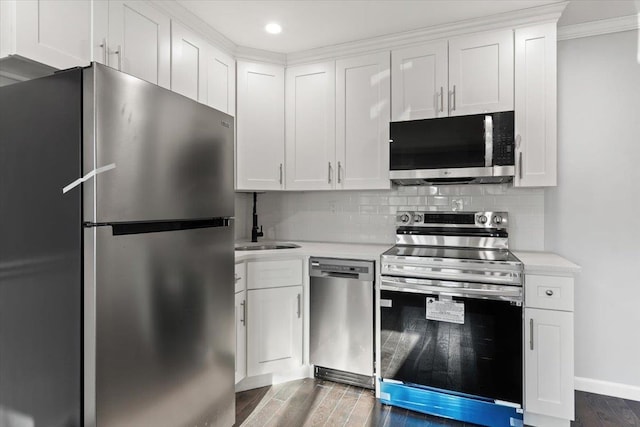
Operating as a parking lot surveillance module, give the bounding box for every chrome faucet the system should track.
[251,192,263,242]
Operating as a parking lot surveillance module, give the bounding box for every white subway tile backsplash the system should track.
[236,184,544,250]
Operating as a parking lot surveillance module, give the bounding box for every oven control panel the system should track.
[396,211,509,229]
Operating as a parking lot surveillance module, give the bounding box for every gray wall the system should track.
[546,29,640,388]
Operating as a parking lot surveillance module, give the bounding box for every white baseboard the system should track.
[575,376,640,402]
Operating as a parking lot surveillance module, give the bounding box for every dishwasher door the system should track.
[309,258,374,388]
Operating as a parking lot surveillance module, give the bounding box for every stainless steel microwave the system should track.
[389,111,515,185]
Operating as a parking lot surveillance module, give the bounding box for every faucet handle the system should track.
[259,226,264,236]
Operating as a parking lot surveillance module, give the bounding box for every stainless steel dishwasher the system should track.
[309,257,375,389]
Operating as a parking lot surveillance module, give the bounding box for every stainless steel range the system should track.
[379,211,524,427]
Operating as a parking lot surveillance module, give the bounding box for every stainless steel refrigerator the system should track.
[0,63,235,427]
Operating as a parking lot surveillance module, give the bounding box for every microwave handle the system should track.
[484,115,493,167]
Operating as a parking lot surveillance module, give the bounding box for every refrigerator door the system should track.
[84,64,234,223]
[84,223,234,427]
[0,69,82,427]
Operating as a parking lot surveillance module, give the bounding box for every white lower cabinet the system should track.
[247,285,303,377]
[234,262,247,384]
[524,273,575,426]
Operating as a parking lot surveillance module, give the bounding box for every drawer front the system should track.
[525,275,574,311]
[247,259,303,290]
[235,262,246,293]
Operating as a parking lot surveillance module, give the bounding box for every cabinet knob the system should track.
[545,289,554,296]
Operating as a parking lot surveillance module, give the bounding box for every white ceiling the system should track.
[176,0,640,53]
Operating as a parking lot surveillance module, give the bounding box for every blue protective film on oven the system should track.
[379,380,524,427]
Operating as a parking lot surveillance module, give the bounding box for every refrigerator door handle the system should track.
[85,217,233,236]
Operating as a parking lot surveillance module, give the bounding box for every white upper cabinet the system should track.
[105,1,171,88]
[336,52,391,190]
[514,23,557,187]
[236,61,285,191]
[391,41,448,121]
[448,29,514,116]
[0,0,92,69]
[170,21,235,115]
[285,62,336,190]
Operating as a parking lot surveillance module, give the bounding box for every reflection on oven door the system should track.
[380,289,522,405]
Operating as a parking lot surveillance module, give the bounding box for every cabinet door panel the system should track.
[525,308,574,420]
[336,52,391,190]
[12,0,91,69]
[285,62,336,190]
[392,41,448,120]
[236,61,285,191]
[170,21,201,101]
[449,29,513,116]
[204,48,235,115]
[108,1,170,88]
[247,286,303,376]
[515,23,557,187]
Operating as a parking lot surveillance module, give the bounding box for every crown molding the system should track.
[286,1,568,66]
[235,46,287,65]
[558,14,639,41]
[150,0,237,56]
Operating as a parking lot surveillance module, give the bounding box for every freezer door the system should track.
[85,64,234,222]
[84,224,234,427]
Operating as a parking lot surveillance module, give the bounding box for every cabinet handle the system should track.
[451,85,456,111]
[114,45,122,71]
[296,293,301,318]
[439,86,444,112]
[519,152,523,180]
[240,300,246,325]
[99,38,107,64]
[279,163,283,185]
[529,318,534,350]
[337,161,342,184]
[545,289,554,296]
[328,162,332,184]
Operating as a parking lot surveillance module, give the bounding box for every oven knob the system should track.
[493,215,503,225]
[400,214,411,224]
[413,214,423,223]
[478,215,488,224]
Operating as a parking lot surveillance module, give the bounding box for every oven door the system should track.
[380,276,523,406]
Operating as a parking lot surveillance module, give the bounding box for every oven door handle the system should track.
[381,276,522,302]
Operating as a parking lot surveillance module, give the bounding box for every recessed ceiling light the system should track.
[265,22,282,35]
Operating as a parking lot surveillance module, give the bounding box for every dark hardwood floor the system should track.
[236,378,640,427]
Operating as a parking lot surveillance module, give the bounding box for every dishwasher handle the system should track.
[319,271,361,280]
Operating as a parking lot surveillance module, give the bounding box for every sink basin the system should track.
[235,243,301,251]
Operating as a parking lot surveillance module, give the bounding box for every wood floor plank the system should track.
[574,391,603,427]
[366,399,391,426]
[236,386,271,426]
[264,378,324,427]
[589,392,623,427]
[324,385,362,426]
[242,398,284,427]
[603,395,640,427]
[627,399,640,422]
[344,391,376,426]
[303,382,348,426]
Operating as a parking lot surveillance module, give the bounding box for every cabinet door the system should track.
[170,21,203,101]
[4,0,92,69]
[448,29,514,116]
[336,52,391,190]
[515,23,557,187]
[203,46,235,116]
[285,61,336,190]
[108,1,170,88]
[236,61,285,191]
[235,291,246,384]
[247,286,303,376]
[525,308,574,420]
[391,41,448,121]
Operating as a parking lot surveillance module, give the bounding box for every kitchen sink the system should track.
[235,243,301,251]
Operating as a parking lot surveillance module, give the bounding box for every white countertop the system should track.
[512,250,581,276]
[235,241,581,276]
[234,240,393,262]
